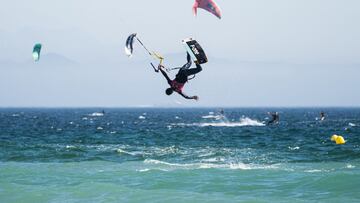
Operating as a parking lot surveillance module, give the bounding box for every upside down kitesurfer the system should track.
[158,53,202,100]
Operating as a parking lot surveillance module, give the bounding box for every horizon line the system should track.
[1,106,360,109]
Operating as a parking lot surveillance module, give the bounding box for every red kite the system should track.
[193,0,222,19]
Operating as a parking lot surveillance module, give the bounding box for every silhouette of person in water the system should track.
[268,112,279,125]
[320,111,325,121]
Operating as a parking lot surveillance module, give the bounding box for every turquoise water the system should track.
[1,108,359,202]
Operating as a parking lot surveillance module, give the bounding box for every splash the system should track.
[201,115,225,120]
[349,123,356,127]
[116,148,139,156]
[288,146,300,151]
[346,164,355,169]
[89,112,104,117]
[199,117,265,127]
[65,145,77,150]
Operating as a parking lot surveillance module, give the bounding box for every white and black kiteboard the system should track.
[182,38,208,64]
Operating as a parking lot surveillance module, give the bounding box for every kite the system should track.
[32,43,42,62]
[193,0,222,19]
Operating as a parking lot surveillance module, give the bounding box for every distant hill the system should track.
[27,52,77,67]
[0,53,77,69]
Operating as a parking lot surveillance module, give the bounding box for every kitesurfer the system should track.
[158,53,202,100]
[219,109,224,116]
[320,111,326,121]
[268,112,279,125]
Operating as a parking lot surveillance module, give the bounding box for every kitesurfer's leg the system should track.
[180,53,192,70]
[184,63,202,76]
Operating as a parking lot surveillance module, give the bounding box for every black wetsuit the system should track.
[320,112,325,120]
[268,113,279,125]
[159,53,202,99]
[174,53,202,83]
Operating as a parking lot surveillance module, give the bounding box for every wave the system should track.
[346,164,355,169]
[143,159,277,170]
[65,145,78,150]
[288,146,300,151]
[201,115,225,120]
[88,112,104,117]
[116,148,140,156]
[304,169,325,173]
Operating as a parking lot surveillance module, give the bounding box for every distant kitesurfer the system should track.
[268,112,279,125]
[219,109,224,116]
[158,53,202,100]
[320,111,325,121]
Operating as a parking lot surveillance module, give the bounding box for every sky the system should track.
[0,0,359,107]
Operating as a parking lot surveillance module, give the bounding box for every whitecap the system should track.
[144,159,277,170]
[305,169,323,173]
[288,146,300,150]
[199,117,265,127]
[137,169,151,172]
[116,148,144,156]
[89,112,104,117]
[137,168,169,172]
[201,157,225,163]
[116,149,134,155]
[201,115,224,119]
[66,145,77,149]
[346,164,355,169]
[172,117,265,127]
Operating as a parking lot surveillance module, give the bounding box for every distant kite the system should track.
[193,0,222,19]
[125,33,137,57]
[32,43,42,62]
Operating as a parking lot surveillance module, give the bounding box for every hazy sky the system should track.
[1,0,359,107]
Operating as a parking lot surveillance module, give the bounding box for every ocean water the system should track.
[0,108,359,202]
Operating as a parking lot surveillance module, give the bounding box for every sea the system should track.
[0,108,359,202]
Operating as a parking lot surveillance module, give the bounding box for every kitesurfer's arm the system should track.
[158,65,172,85]
[178,92,199,101]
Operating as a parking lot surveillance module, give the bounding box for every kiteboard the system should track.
[182,38,208,64]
